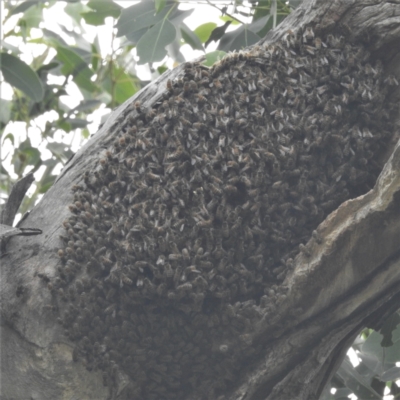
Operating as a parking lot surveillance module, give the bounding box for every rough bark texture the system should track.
[1,1,399,399]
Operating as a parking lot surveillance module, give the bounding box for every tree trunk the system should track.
[1,1,399,399]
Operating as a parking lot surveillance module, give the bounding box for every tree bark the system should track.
[1,1,399,399]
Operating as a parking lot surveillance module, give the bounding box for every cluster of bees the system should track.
[53,26,396,399]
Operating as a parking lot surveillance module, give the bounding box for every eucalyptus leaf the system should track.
[56,25,92,53]
[82,0,121,26]
[9,0,39,16]
[155,0,166,13]
[358,351,385,378]
[63,47,91,63]
[87,0,121,15]
[64,1,89,25]
[203,51,226,67]
[91,37,101,71]
[194,22,217,44]
[46,142,68,155]
[218,25,260,51]
[113,69,139,104]
[46,143,73,163]
[361,330,400,368]
[96,91,112,106]
[2,133,14,146]
[13,139,41,173]
[38,178,55,194]
[220,16,240,25]
[1,41,21,54]
[57,120,72,133]
[252,0,272,20]
[38,160,59,193]
[355,358,376,380]
[157,65,168,75]
[42,28,68,46]
[126,27,150,45]
[319,385,334,400]
[137,19,176,65]
[381,365,400,382]
[18,3,43,31]
[36,62,60,78]
[333,388,353,399]
[248,15,271,33]
[116,1,172,38]
[393,316,400,342]
[0,99,12,125]
[0,53,44,102]
[72,99,102,112]
[64,118,89,128]
[81,128,90,139]
[289,0,303,8]
[380,312,400,347]
[169,8,193,26]
[336,358,382,399]
[166,38,186,64]
[56,46,97,92]
[181,23,204,51]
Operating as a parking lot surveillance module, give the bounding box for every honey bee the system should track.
[180,248,190,262]
[121,275,133,286]
[146,172,161,182]
[160,262,173,279]
[218,135,226,147]
[189,80,198,91]
[182,81,192,95]
[223,184,238,195]
[166,146,184,161]
[134,277,143,288]
[134,101,142,113]
[314,36,324,49]
[299,243,311,257]
[197,217,214,229]
[166,79,174,93]
[384,75,399,86]
[74,201,83,210]
[168,251,183,261]
[199,260,213,270]
[212,79,222,89]
[312,230,322,244]
[208,182,223,196]
[205,197,218,213]
[68,204,78,213]
[195,93,207,104]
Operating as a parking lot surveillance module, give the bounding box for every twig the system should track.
[0,172,34,226]
[205,0,245,25]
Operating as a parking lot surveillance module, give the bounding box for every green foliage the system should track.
[181,23,204,50]
[81,0,121,26]
[55,46,97,92]
[1,1,399,397]
[194,22,217,44]
[1,0,295,204]
[0,52,44,102]
[380,312,400,347]
[321,311,400,399]
[101,66,139,105]
[202,50,227,66]
[136,19,177,64]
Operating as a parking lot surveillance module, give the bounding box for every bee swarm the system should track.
[54,28,396,399]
